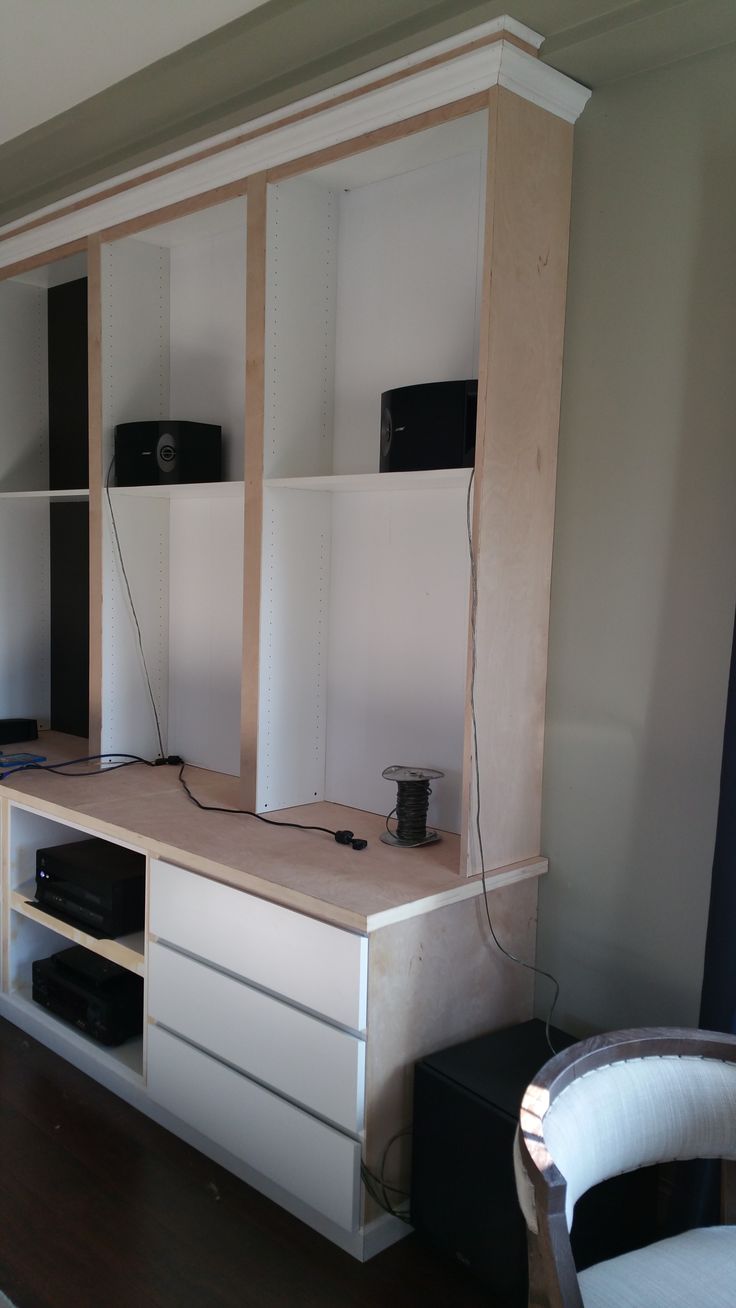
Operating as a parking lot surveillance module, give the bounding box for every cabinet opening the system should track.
[100,196,246,772]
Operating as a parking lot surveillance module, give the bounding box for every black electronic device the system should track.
[34,837,145,938]
[114,420,222,486]
[411,1020,660,1304]
[380,379,477,473]
[32,945,143,1046]
[0,718,38,746]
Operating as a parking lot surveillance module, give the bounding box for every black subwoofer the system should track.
[114,421,222,486]
[380,379,477,473]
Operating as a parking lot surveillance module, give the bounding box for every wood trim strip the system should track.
[86,235,103,754]
[460,87,497,877]
[0,30,534,249]
[95,178,248,246]
[240,175,267,807]
[267,91,489,183]
[0,237,87,283]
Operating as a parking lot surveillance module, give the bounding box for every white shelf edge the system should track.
[4,988,144,1080]
[264,469,473,493]
[10,882,146,976]
[0,488,89,501]
[110,480,243,500]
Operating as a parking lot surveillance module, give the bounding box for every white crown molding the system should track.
[0,17,590,271]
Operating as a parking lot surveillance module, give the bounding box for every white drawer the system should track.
[147,1023,360,1231]
[150,859,367,1030]
[149,941,365,1132]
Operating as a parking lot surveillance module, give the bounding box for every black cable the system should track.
[178,764,367,847]
[105,453,166,759]
[386,779,433,844]
[465,467,560,1056]
[0,753,154,780]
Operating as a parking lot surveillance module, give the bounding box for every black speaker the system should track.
[411,1020,660,1303]
[114,421,222,486]
[380,379,477,473]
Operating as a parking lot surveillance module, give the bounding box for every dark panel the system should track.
[48,278,88,491]
[49,502,89,737]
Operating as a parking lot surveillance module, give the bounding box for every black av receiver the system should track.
[32,946,143,1047]
[35,838,145,938]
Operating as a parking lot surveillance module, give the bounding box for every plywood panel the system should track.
[462,89,575,875]
[363,877,537,1196]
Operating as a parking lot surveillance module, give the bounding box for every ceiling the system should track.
[1,0,735,229]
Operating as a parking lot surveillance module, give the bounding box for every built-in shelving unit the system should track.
[0,12,591,1263]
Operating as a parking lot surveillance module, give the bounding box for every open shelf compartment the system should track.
[99,196,247,773]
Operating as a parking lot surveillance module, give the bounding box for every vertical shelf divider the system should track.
[87,234,103,754]
[241,174,267,809]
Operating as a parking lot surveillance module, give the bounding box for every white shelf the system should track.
[5,988,144,1081]
[11,882,146,976]
[264,468,473,493]
[0,488,89,501]
[110,480,243,500]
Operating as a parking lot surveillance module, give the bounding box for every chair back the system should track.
[514,1027,736,1308]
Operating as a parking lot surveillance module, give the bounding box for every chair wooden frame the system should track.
[515,1027,736,1308]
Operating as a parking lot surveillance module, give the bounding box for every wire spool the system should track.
[381,765,444,848]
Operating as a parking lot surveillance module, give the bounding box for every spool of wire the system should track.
[381,765,444,847]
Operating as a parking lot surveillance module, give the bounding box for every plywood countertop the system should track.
[1,734,546,932]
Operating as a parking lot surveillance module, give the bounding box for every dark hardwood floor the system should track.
[0,1018,489,1308]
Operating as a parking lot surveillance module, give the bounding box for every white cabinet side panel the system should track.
[257,487,330,811]
[169,223,246,481]
[0,281,48,491]
[147,1024,360,1231]
[167,495,244,775]
[0,501,50,720]
[150,859,368,1032]
[101,239,170,471]
[325,488,470,832]
[332,149,484,474]
[101,494,169,760]
[264,180,337,478]
[149,942,364,1133]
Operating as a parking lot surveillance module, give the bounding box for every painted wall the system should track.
[537,43,736,1034]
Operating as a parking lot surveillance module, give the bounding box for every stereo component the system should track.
[380,380,477,473]
[114,420,222,486]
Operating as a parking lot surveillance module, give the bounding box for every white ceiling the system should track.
[0,0,271,146]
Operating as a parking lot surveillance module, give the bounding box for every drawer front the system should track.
[149,941,365,1132]
[147,1023,360,1231]
[150,860,367,1031]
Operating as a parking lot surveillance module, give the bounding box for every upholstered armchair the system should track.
[514,1027,736,1307]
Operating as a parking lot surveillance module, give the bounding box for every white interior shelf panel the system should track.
[10,882,145,976]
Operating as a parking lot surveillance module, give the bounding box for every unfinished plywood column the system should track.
[462,86,579,876]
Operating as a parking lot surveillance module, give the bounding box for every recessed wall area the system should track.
[0,251,89,735]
